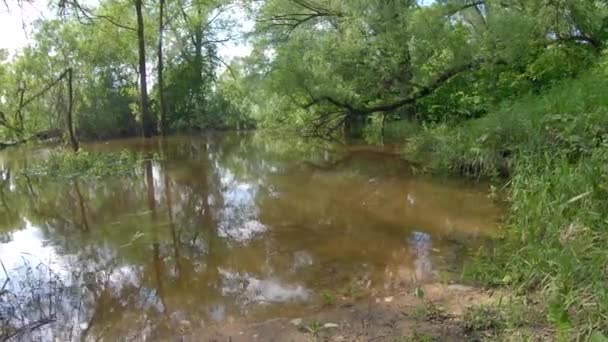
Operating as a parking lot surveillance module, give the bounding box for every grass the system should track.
[410,302,447,322]
[463,304,507,336]
[25,149,156,179]
[403,58,608,339]
[320,290,337,307]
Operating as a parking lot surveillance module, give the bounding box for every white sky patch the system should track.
[0,0,51,58]
[0,1,253,62]
[0,219,66,278]
[215,4,254,63]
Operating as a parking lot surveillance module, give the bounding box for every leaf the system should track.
[566,191,592,205]
[590,332,608,342]
[414,286,425,299]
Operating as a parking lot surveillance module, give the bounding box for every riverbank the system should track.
[397,60,608,339]
[192,283,549,341]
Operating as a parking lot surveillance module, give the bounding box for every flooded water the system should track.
[0,133,501,341]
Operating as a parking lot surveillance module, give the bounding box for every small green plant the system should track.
[304,320,323,335]
[410,302,446,322]
[347,282,366,300]
[463,305,505,334]
[414,286,425,299]
[320,290,336,307]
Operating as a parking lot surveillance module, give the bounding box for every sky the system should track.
[0,0,51,58]
[0,0,253,61]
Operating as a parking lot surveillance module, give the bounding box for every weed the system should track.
[406,60,608,338]
[304,320,323,335]
[347,282,367,300]
[409,302,447,322]
[463,305,505,333]
[320,290,336,307]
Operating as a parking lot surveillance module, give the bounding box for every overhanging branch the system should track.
[305,59,490,118]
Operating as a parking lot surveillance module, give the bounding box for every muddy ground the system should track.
[183,284,505,342]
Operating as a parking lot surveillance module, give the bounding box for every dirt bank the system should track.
[185,284,505,342]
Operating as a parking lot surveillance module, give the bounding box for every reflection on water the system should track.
[409,232,433,282]
[0,133,501,340]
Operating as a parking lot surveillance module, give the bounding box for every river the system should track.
[0,132,501,341]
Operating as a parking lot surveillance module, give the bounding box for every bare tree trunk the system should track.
[343,113,366,141]
[16,82,25,135]
[381,113,386,145]
[66,68,79,152]
[157,0,166,135]
[135,0,155,138]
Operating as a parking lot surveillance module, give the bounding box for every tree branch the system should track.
[59,0,136,31]
[256,0,344,39]
[553,34,602,50]
[444,0,485,18]
[305,60,490,119]
[20,69,70,110]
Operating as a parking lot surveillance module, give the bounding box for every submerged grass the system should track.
[26,149,156,179]
[404,59,608,339]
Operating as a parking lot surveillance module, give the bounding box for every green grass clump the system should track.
[26,149,155,179]
[405,66,608,180]
[405,58,608,338]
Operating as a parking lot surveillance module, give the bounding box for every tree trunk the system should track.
[194,4,204,83]
[396,45,415,121]
[66,68,79,152]
[16,83,25,136]
[135,0,155,138]
[157,0,166,135]
[343,114,366,141]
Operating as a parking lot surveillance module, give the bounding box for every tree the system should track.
[223,0,607,139]
[157,0,166,135]
[135,0,155,137]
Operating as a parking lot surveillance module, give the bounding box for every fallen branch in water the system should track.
[1,318,56,341]
[0,129,63,150]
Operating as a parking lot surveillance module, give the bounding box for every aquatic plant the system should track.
[25,149,158,179]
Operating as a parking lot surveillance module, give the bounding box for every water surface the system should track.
[0,133,500,340]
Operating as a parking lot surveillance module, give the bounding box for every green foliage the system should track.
[26,149,152,179]
[320,290,336,307]
[0,0,243,143]
[408,57,608,338]
[410,302,445,322]
[2,0,608,337]
[463,305,506,333]
[363,116,421,145]
[220,0,607,134]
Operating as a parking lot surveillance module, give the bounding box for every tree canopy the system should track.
[0,0,607,142]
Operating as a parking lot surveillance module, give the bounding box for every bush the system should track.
[407,59,608,338]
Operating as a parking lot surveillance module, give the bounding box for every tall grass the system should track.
[406,60,608,338]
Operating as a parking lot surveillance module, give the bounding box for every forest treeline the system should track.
[1,0,606,142]
[3,0,608,338]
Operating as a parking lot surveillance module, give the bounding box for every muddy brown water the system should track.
[0,133,501,341]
